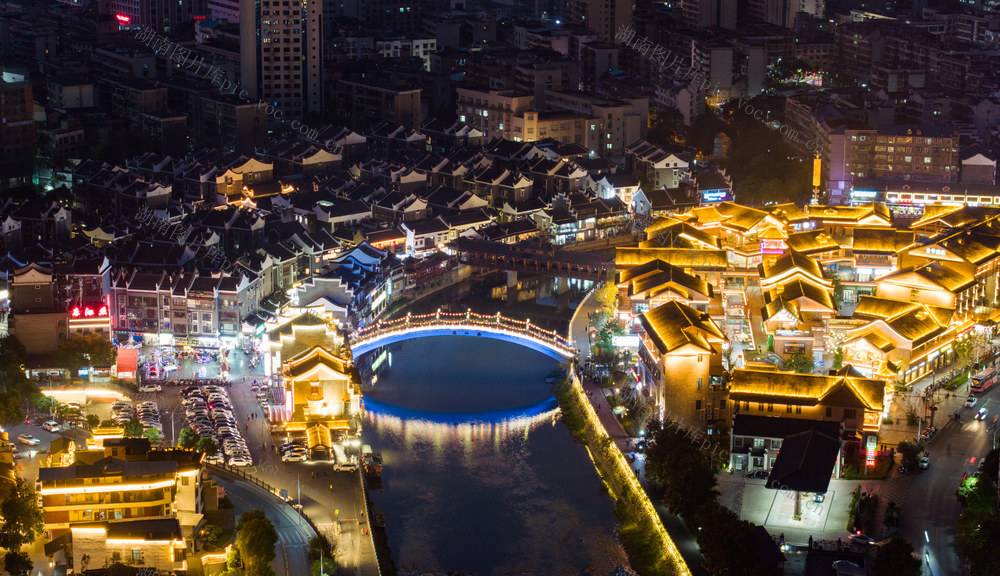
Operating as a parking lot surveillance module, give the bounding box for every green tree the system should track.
[0,477,45,550]
[123,419,145,438]
[897,440,926,470]
[955,507,1000,576]
[86,413,101,430]
[144,427,162,444]
[872,536,921,576]
[0,392,22,427]
[833,346,844,371]
[54,333,117,374]
[3,551,32,576]
[196,436,219,456]
[696,502,779,576]
[236,510,278,571]
[785,354,814,374]
[179,427,201,449]
[0,336,26,375]
[644,421,719,520]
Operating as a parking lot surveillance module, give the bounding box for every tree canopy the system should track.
[196,436,219,456]
[643,420,719,520]
[784,354,814,374]
[179,427,200,449]
[54,333,117,373]
[123,419,145,438]
[871,536,921,576]
[0,477,45,551]
[236,510,278,571]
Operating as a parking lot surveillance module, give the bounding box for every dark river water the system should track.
[360,336,629,575]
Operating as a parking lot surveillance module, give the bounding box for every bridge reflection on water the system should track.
[363,396,562,447]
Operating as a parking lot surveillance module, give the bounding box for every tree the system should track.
[785,354,814,374]
[123,419,145,438]
[695,502,779,576]
[833,346,844,371]
[3,551,32,576]
[179,427,201,449]
[0,477,45,551]
[236,510,278,571]
[0,336,26,376]
[644,422,719,520]
[897,440,926,470]
[0,392,22,427]
[984,449,999,485]
[955,508,1000,576]
[144,427,162,444]
[196,436,219,456]
[53,333,117,374]
[871,536,921,576]
[86,413,101,430]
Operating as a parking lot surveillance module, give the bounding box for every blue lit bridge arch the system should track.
[349,310,577,361]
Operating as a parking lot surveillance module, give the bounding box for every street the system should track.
[898,385,999,576]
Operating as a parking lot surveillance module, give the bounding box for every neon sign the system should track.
[115,13,131,24]
[71,306,110,318]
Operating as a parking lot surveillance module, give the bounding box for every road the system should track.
[214,474,315,576]
[899,384,999,576]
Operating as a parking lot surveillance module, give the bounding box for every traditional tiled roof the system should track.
[852,227,914,253]
[785,230,840,254]
[639,300,725,354]
[805,202,891,224]
[729,369,885,411]
[762,279,836,320]
[852,296,954,326]
[640,220,722,249]
[616,247,728,269]
[880,261,976,293]
[759,250,830,288]
[618,259,714,301]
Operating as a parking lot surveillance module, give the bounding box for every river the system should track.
[360,336,630,575]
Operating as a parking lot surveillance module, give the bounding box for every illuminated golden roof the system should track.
[639,300,725,354]
[852,227,914,254]
[730,369,885,411]
[911,205,1000,229]
[640,221,722,250]
[715,202,772,232]
[847,304,950,348]
[762,297,800,322]
[804,202,891,225]
[285,346,351,380]
[785,230,841,255]
[853,296,954,326]
[933,230,1000,266]
[616,247,729,269]
[759,250,831,289]
[618,259,714,301]
[769,203,809,224]
[759,226,787,240]
[849,330,897,352]
[764,279,836,315]
[880,261,976,294]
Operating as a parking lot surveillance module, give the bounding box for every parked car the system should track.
[919,455,931,469]
[813,493,826,503]
[17,434,39,446]
[282,451,308,462]
[139,384,162,393]
[966,396,979,408]
[42,421,61,432]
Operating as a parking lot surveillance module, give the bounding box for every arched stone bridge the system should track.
[349,310,577,361]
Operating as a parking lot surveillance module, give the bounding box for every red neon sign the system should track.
[71,306,109,319]
[71,308,81,318]
[115,13,131,24]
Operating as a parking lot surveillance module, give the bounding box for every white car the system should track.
[229,456,253,467]
[282,451,308,462]
[139,384,162,393]
[42,421,61,432]
[966,396,979,408]
[17,434,40,446]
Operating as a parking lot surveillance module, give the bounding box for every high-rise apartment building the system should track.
[0,70,34,195]
[677,0,738,30]
[240,0,323,118]
[565,0,633,42]
[827,125,960,191]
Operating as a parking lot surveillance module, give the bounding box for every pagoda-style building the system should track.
[279,346,362,457]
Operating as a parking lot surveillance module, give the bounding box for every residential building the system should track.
[827,125,960,192]
[0,69,35,194]
[239,0,323,117]
[337,78,422,128]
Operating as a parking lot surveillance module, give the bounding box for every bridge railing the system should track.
[351,310,577,356]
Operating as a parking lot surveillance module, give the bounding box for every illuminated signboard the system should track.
[702,190,728,203]
[865,435,877,466]
[115,13,131,24]
[70,305,110,319]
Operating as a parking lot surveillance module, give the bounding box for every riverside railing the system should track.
[207,463,322,538]
[351,310,577,356]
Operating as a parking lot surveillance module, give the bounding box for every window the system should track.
[743,401,750,411]
[696,400,702,410]
[844,408,857,419]
[767,404,774,412]
[796,406,802,414]
[181,476,189,486]
[786,405,792,413]
[758,403,764,411]
[825,407,833,417]
[753,438,765,448]
[132,550,142,562]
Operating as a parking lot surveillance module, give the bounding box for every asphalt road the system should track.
[900,384,1000,576]
[214,474,315,576]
